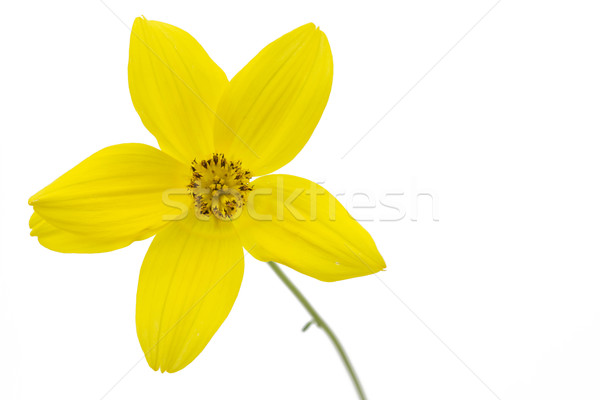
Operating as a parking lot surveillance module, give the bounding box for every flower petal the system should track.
[234,174,385,282]
[29,212,153,253]
[29,143,190,249]
[214,23,333,175]
[129,17,228,162]
[136,216,244,373]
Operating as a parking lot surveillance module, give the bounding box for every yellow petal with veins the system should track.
[29,212,154,253]
[233,174,385,282]
[214,23,333,175]
[29,143,190,249]
[129,17,228,162]
[136,215,244,372]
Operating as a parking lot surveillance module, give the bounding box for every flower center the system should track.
[188,154,252,220]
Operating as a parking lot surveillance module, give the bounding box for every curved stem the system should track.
[267,261,367,400]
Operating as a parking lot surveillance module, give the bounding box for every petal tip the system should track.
[294,22,318,36]
[132,16,144,28]
[144,357,160,372]
[132,16,151,32]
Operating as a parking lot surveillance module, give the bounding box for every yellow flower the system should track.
[28,18,385,373]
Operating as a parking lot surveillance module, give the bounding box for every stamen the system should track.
[189,153,253,220]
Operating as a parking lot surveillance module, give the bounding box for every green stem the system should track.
[267,261,367,400]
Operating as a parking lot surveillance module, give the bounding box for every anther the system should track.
[189,154,253,220]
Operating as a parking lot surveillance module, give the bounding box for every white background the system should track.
[1,0,600,399]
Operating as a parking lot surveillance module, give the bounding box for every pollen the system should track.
[188,153,253,220]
